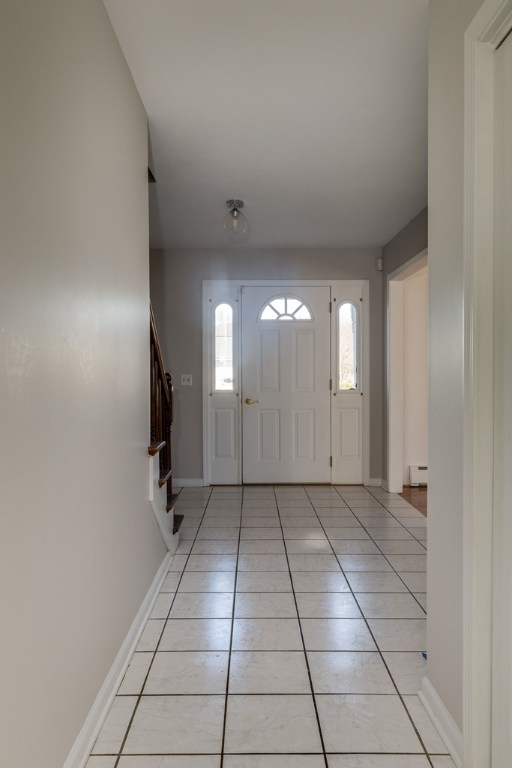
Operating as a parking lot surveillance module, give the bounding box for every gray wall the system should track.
[381,208,428,484]
[0,3,167,766]
[383,208,428,277]
[151,248,383,480]
[427,0,484,730]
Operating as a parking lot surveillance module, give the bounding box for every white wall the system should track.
[428,0,485,732]
[0,3,167,767]
[403,267,428,482]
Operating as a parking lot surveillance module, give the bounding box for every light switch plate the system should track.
[181,374,193,386]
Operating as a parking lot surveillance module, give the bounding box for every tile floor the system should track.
[87,485,454,768]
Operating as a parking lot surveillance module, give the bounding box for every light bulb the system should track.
[223,200,249,236]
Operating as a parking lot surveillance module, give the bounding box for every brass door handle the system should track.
[245,397,259,405]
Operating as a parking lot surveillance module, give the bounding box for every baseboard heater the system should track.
[409,465,428,486]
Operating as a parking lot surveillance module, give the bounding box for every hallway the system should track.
[88,486,450,768]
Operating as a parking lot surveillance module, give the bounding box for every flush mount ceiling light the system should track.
[223,199,249,236]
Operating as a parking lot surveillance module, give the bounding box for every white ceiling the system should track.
[104,0,428,249]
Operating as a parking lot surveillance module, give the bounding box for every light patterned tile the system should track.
[159,619,231,651]
[301,619,376,651]
[229,651,310,693]
[224,757,324,768]
[403,695,450,753]
[236,572,292,592]
[317,694,422,753]
[86,758,117,768]
[234,592,297,618]
[327,757,429,768]
[287,554,341,571]
[383,651,427,694]
[237,554,289,571]
[368,619,427,651]
[232,618,303,650]
[178,571,235,592]
[295,592,361,618]
[144,651,228,694]
[238,540,286,554]
[169,592,233,619]
[136,620,165,652]
[224,695,322,753]
[123,696,225,754]
[118,653,153,695]
[92,697,137,754]
[357,593,426,619]
[150,593,174,619]
[308,651,394,693]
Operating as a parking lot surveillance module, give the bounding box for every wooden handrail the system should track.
[150,303,175,510]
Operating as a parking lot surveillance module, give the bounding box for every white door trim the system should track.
[203,279,370,485]
[386,249,428,493]
[464,4,512,766]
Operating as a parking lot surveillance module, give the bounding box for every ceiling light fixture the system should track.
[223,199,249,236]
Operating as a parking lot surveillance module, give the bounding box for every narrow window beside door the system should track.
[338,301,358,390]
[214,303,234,391]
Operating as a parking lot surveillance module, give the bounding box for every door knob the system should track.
[245,397,259,405]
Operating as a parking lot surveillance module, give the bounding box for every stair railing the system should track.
[149,304,176,511]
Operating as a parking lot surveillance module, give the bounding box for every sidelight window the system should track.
[338,301,358,390]
[214,303,234,391]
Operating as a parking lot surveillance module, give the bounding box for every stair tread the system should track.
[166,493,180,513]
[173,514,184,535]
[148,441,166,456]
[158,468,172,487]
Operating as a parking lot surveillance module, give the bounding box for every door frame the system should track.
[464,2,512,766]
[386,249,428,493]
[202,279,370,486]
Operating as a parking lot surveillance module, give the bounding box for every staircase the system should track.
[147,305,183,550]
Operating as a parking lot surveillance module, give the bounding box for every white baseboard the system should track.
[173,478,207,487]
[419,676,463,768]
[381,480,390,491]
[63,551,172,768]
[366,478,383,487]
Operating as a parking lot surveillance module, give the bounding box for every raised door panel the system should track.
[293,409,315,461]
[339,408,360,459]
[294,330,315,392]
[259,331,280,391]
[214,408,236,459]
[210,405,238,484]
[259,410,280,460]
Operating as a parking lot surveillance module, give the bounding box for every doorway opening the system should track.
[386,250,428,495]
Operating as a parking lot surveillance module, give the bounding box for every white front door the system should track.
[241,285,331,483]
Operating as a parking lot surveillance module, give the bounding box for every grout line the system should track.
[311,485,435,768]
[110,486,213,767]
[97,484,435,766]
[96,750,447,757]
[219,486,243,767]
[276,486,330,768]
[349,490,428,615]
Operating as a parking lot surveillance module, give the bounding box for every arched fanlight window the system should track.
[214,303,234,391]
[260,296,312,321]
[338,301,358,390]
